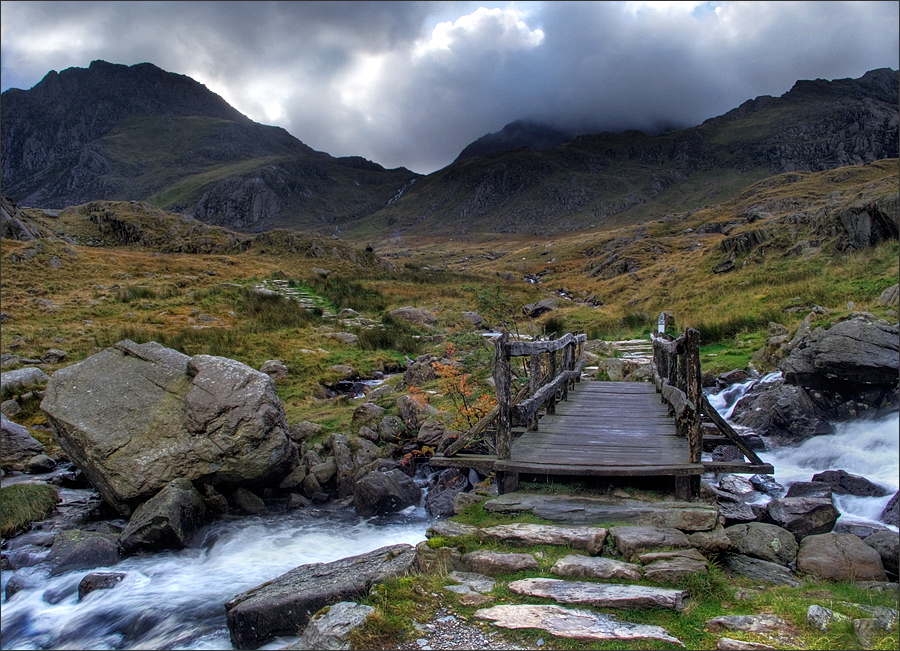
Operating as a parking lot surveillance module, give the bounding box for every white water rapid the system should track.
[0,505,430,650]
[707,372,899,530]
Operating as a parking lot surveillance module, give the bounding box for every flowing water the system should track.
[0,504,431,650]
[3,374,898,649]
[706,371,899,529]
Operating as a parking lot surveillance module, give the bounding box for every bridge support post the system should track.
[494,333,512,460]
[527,352,541,431]
[674,475,701,501]
[497,471,519,494]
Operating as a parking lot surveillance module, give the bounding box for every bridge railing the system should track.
[650,328,703,466]
[493,332,588,461]
[651,318,768,472]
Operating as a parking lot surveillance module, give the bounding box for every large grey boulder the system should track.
[40,340,296,514]
[424,468,470,517]
[1,414,44,469]
[508,578,689,611]
[721,554,800,587]
[225,543,416,650]
[353,468,421,517]
[797,533,886,582]
[764,497,840,542]
[725,523,799,566]
[389,306,437,326]
[118,478,208,554]
[811,469,891,497]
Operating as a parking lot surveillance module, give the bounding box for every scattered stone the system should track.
[287,601,375,651]
[475,604,684,646]
[390,307,437,326]
[749,474,785,497]
[689,525,734,555]
[718,500,761,527]
[259,359,288,379]
[40,349,68,364]
[225,544,416,650]
[1,398,21,417]
[879,491,898,526]
[807,604,851,631]
[425,468,470,518]
[415,541,462,575]
[706,614,790,635]
[25,453,56,474]
[461,550,539,575]
[508,578,689,611]
[862,529,899,575]
[352,402,385,430]
[446,571,495,594]
[797,533,886,582]
[353,468,422,517]
[853,618,883,649]
[78,572,127,601]
[551,555,642,581]
[453,491,487,514]
[1,367,50,398]
[427,520,480,539]
[718,475,756,501]
[785,481,833,499]
[231,487,266,514]
[325,332,359,346]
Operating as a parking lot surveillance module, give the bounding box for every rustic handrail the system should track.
[493,331,587,461]
[651,327,702,467]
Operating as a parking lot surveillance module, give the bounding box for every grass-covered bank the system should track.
[0,483,59,537]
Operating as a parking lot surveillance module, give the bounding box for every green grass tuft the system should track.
[1,484,59,537]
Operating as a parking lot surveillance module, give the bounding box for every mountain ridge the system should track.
[2,62,897,239]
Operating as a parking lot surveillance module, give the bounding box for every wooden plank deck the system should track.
[494,381,705,477]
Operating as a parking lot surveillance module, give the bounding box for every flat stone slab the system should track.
[484,493,717,531]
[722,553,800,587]
[461,550,539,575]
[508,578,689,611]
[478,523,607,555]
[551,555,642,581]
[475,604,683,646]
[225,543,416,649]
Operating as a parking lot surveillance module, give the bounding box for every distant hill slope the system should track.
[355,68,898,239]
[1,61,419,232]
[454,120,576,163]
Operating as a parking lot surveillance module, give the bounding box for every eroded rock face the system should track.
[40,340,296,515]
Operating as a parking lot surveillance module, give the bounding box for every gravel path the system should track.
[393,607,532,650]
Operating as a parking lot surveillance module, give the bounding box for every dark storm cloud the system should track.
[2,1,897,174]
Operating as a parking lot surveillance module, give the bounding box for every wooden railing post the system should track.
[494,333,512,460]
[527,351,541,431]
[683,328,702,465]
[547,334,558,414]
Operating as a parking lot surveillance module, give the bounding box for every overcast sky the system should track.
[2,1,897,174]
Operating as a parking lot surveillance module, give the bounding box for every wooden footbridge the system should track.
[430,318,773,500]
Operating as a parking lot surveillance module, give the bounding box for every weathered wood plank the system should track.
[495,461,705,476]
[700,395,765,465]
[506,333,586,357]
[703,461,774,474]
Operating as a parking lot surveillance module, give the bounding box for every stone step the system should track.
[475,604,684,646]
[508,577,690,611]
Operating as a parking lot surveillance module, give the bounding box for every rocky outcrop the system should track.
[40,340,296,515]
[763,497,840,542]
[286,601,375,650]
[734,315,899,443]
[811,469,891,497]
[724,523,799,566]
[1,367,50,399]
[225,543,417,650]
